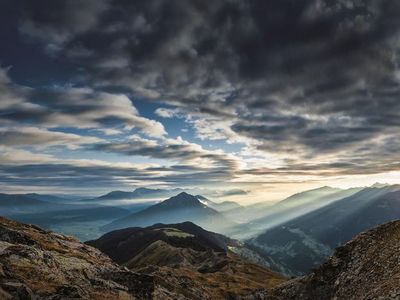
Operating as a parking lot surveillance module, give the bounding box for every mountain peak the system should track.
[104,190,126,196]
[102,191,236,233]
[161,192,202,207]
[371,182,390,188]
[132,187,157,193]
[175,191,192,198]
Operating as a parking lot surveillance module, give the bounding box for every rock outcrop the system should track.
[0,216,178,299]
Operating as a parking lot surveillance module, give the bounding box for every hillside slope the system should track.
[89,222,286,299]
[87,222,234,264]
[260,220,400,300]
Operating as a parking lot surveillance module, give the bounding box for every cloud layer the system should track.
[0,0,399,194]
[24,1,399,151]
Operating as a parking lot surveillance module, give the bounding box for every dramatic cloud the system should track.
[1,0,399,194]
[20,0,398,157]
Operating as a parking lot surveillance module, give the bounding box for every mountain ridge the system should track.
[249,185,400,276]
[89,219,287,298]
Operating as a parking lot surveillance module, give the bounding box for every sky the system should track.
[0,0,400,203]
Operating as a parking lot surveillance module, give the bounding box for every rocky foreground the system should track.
[0,216,399,299]
[0,216,183,299]
[246,220,400,300]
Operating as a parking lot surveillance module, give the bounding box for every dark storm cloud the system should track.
[19,0,400,154]
[5,0,400,180]
[231,117,377,154]
[19,0,108,54]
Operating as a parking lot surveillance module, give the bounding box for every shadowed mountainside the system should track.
[88,221,287,299]
[248,185,400,276]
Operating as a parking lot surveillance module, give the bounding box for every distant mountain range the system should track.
[195,195,242,212]
[0,193,131,240]
[0,193,79,216]
[0,193,49,208]
[0,190,246,240]
[230,186,362,238]
[24,193,83,202]
[218,187,355,239]
[87,187,182,201]
[82,187,248,202]
[103,192,238,234]
[248,184,400,276]
[220,200,276,224]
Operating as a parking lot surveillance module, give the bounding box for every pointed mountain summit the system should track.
[103,192,236,234]
[157,192,204,208]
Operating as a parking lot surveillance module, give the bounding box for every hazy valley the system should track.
[1,183,399,281]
